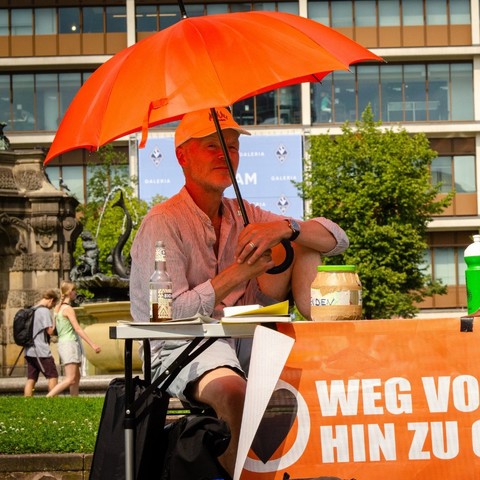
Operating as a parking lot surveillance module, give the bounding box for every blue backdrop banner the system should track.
[138,134,304,219]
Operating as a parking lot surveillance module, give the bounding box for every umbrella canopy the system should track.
[44,10,382,163]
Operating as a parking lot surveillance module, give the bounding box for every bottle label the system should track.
[157,288,172,319]
[310,288,362,306]
[150,289,172,321]
[155,244,167,262]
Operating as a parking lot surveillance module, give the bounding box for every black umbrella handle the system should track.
[210,108,294,275]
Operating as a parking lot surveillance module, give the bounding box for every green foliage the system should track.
[0,397,103,454]
[75,145,149,277]
[298,106,452,319]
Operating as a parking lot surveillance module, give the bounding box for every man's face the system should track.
[176,129,240,194]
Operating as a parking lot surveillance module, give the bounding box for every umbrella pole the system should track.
[210,108,250,226]
[210,108,294,275]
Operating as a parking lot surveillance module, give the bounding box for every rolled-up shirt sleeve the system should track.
[313,217,349,257]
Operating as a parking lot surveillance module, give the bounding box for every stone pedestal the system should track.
[0,149,81,375]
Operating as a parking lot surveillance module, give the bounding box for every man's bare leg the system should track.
[192,367,247,477]
[258,242,322,319]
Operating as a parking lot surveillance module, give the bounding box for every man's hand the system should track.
[211,248,275,304]
[235,221,291,265]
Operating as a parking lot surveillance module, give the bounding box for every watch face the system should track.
[290,219,300,233]
[289,219,300,240]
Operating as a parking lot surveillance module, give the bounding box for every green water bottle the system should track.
[465,234,480,314]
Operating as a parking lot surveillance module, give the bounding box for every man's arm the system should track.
[235,217,349,265]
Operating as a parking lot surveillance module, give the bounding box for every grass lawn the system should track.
[0,396,104,454]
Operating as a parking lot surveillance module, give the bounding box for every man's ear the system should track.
[176,146,186,167]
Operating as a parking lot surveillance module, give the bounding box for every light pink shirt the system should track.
[130,187,349,325]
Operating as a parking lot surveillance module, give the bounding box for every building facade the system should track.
[0,0,477,312]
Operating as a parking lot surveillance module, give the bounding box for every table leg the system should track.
[124,338,134,480]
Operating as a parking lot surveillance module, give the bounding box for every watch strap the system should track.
[285,218,300,241]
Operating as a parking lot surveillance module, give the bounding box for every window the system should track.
[431,155,476,194]
[333,70,356,121]
[424,243,467,289]
[61,166,85,204]
[35,8,56,35]
[427,64,449,120]
[451,63,473,121]
[207,4,228,14]
[185,4,205,17]
[449,0,470,24]
[404,64,427,121]
[331,1,352,28]
[11,9,32,35]
[308,1,329,25]
[36,74,58,131]
[0,10,8,36]
[136,6,158,32]
[402,0,424,26]
[311,62,472,125]
[355,1,376,27]
[84,7,104,34]
[106,6,126,33]
[252,3,276,12]
[458,250,466,286]
[454,156,475,193]
[433,247,456,285]
[0,75,10,124]
[311,76,332,123]
[159,5,180,30]
[426,0,447,26]
[381,64,403,121]
[233,85,301,126]
[431,156,452,193]
[358,66,379,120]
[12,74,34,131]
[59,73,82,123]
[277,3,298,15]
[58,7,80,34]
[378,0,400,27]
[230,4,251,13]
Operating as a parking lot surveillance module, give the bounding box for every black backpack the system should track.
[13,306,46,347]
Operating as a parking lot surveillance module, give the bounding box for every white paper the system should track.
[233,326,295,480]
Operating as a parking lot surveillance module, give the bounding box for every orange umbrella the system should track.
[44,11,382,163]
[44,10,382,273]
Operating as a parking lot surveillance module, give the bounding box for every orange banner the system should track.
[241,317,480,480]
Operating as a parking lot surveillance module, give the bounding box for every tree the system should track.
[298,106,452,319]
[75,145,152,277]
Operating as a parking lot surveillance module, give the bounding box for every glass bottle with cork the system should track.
[149,240,172,322]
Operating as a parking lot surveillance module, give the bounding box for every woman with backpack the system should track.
[46,281,101,397]
[23,289,60,396]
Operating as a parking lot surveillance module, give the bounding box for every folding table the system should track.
[109,321,258,480]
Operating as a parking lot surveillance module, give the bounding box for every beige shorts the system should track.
[57,339,82,365]
[151,338,252,407]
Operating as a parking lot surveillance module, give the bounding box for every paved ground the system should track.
[0,374,115,396]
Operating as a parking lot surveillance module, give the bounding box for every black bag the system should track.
[13,306,45,347]
[89,376,169,480]
[161,414,231,480]
[89,337,219,480]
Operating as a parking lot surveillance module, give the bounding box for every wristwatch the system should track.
[285,218,301,241]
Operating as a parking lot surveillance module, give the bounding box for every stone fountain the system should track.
[0,131,142,376]
[71,189,141,373]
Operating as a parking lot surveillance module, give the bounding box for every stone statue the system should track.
[70,230,99,280]
[0,122,11,151]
